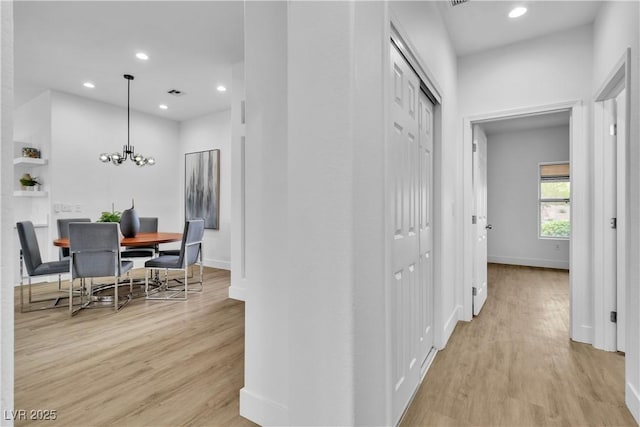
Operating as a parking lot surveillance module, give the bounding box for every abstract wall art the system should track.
[185,149,220,229]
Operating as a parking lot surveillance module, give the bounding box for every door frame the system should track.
[593,48,631,352]
[462,101,585,343]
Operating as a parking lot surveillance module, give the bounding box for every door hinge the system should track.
[472,287,477,296]
[610,218,617,229]
[472,142,477,153]
[472,215,477,225]
[610,311,617,323]
[610,124,617,136]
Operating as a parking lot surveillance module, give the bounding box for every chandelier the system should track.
[99,74,155,166]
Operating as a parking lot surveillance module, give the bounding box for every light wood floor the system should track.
[17,264,637,426]
[402,263,636,427]
[14,268,256,427]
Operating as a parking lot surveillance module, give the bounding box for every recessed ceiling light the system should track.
[136,52,149,60]
[216,85,227,92]
[159,104,168,110]
[83,82,95,89]
[509,6,527,18]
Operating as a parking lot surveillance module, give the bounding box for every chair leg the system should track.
[20,276,26,314]
[184,267,188,299]
[69,278,74,316]
[114,277,118,311]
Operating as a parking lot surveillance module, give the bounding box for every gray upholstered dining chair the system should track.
[144,219,204,300]
[121,217,158,260]
[56,218,91,293]
[16,221,71,313]
[68,222,133,316]
[57,218,92,260]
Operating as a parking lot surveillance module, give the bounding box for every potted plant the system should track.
[19,173,40,191]
[97,211,121,223]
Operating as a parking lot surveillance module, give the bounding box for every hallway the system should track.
[402,264,635,426]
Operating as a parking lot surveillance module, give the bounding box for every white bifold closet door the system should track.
[390,42,434,423]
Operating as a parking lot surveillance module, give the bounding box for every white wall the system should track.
[458,25,593,339]
[49,91,182,262]
[487,125,570,269]
[0,0,14,422]
[12,91,51,283]
[179,110,231,270]
[390,0,460,348]
[458,26,593,116]
[592,1,640,423]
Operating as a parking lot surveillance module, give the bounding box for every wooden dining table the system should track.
[54,231,183,299]
[54,231,182,249]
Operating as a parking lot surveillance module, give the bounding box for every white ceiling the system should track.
[14,1,244,122]
[480,110,570,136]
[14,1,603,121]
[436,0,603,56]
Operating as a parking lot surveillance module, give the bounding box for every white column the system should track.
[230,61,247,301]
[0,0,15,424]
[240,2,290,425]
[242,1,390,425]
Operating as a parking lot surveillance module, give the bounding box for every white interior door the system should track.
[418,90,434,362]
[390,43,434,423]
[615,90,626,352]
[472,125,488,316]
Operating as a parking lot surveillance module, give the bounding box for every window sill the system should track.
[539,236,570,241]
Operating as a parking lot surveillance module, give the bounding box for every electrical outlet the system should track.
[62,203,72,212]
[555,243,560,250]
[74,204,82,212]
[53,203,61,213]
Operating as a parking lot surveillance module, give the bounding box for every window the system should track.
[539,162,570,239]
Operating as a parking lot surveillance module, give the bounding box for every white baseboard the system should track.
[439,305,461,349]
[239,387,288,426]
[571,324,593,344]
[626,382,640,424]
[488,255,569,270]
[228,285,246,301]
[203,258,230,270]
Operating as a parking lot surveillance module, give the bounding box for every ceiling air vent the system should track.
[167,89,185,97]
[449,0,469,6]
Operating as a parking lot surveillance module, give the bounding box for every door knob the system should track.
[486,224,493,230]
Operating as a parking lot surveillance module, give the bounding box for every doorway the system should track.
[463,101,588,342]
[471,111,572,316]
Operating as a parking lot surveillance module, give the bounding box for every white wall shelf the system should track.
[13,157,47,166]
[13,190,48,198]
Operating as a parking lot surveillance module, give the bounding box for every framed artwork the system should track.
[185,149,220,229]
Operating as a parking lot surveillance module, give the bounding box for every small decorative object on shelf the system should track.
[120,199,140,237]
[21,147,41,159]
[19,173,40,191]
